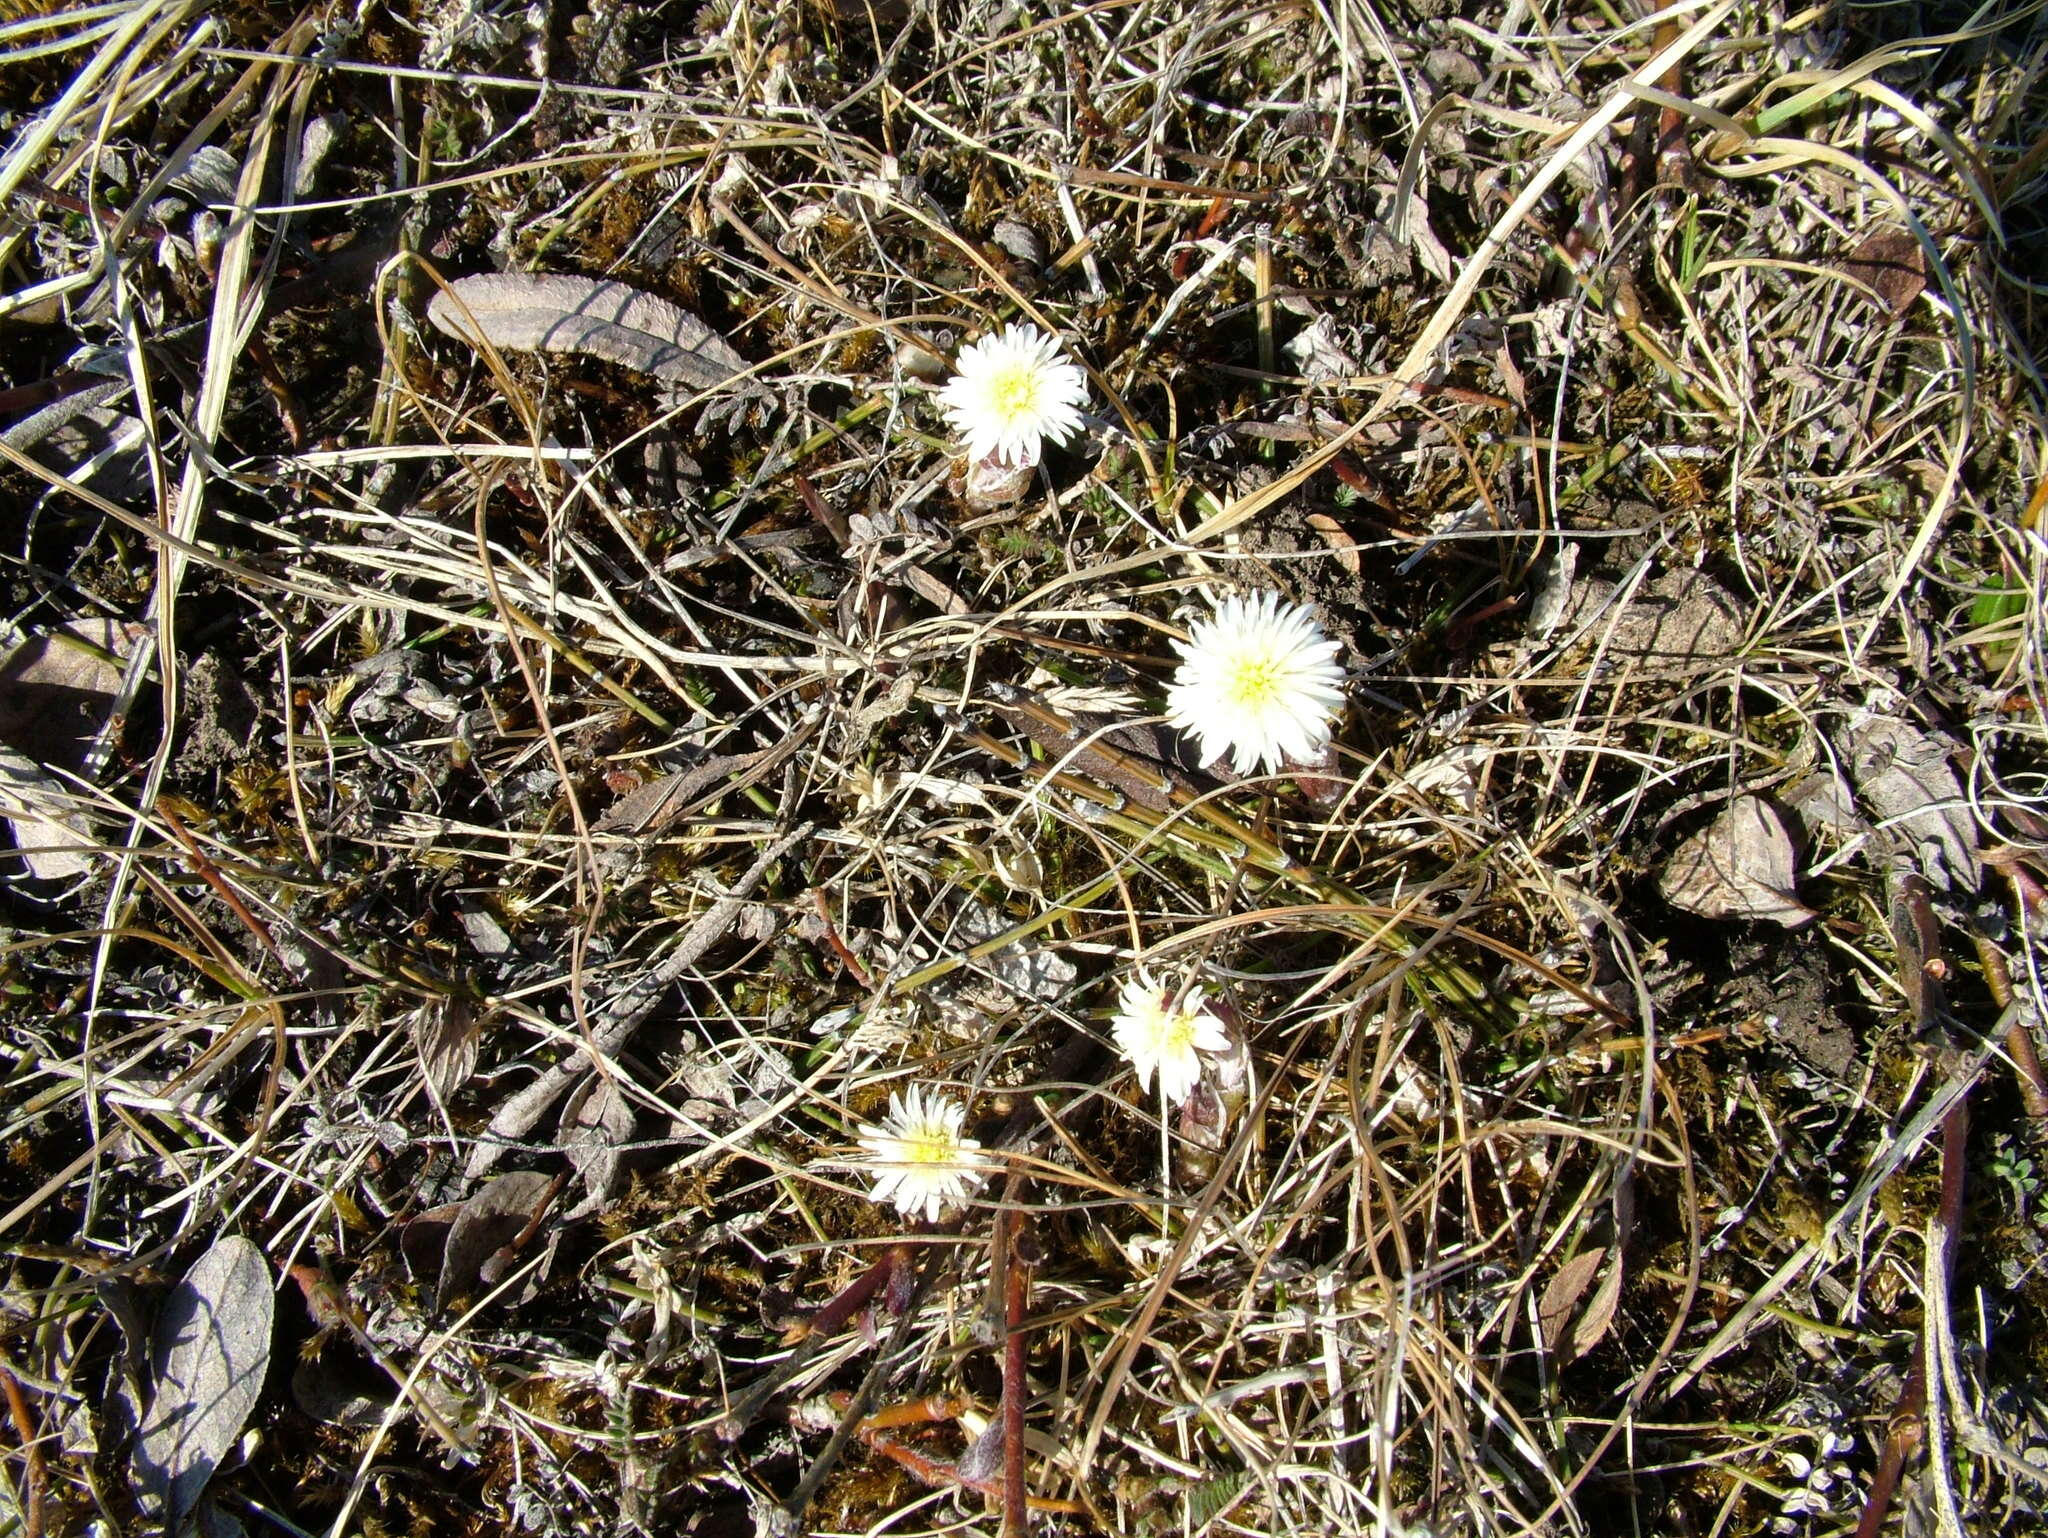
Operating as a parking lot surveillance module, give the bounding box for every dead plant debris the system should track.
[3,2,2047,1536]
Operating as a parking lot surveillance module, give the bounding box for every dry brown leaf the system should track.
[1572,1251,1624,1361]
[1305,512,1363,576]
[410,995,481,1102]
[1539,1248,1602,1347]
[596,747,776,833]
[436,1171,556,1310]
[1840,712,1980,893]
[134,1236,274,1532]
[1839,228,1926,317]
[400,1201,465,1286]
[426,274,752,391]
[1538,1246,1623,1362]
[561,1073,636,1212]
[1659,795,1812,927]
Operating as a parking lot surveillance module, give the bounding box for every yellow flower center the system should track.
[988,364,1040,423]
[898,1129,958,1166]
[1224,653,1282,710]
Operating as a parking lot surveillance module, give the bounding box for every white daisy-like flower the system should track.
[936,322,1089,467]
[1112,976,1232,1106]
[1165,591,1346,775]
[854,1085,989,1222]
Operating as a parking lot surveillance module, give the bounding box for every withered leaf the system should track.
[595,747,776,833]
[561,1072,635,1211]
[0,745,93,882]
[1840,712,1980,893]
[290,1357,390,1429]
[427,273,752,391]
[1539,1246,1624,1363]
[401,1202,465,1286]
[436,1170,556,1311]
[1840,228,1926,317]
[1660,795,1812,928]
[0,617,146,769]
[1548,568,1746,671]
[410,995,480,1102]
[134,1236,274,1532]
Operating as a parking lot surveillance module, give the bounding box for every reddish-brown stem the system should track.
[858,1394,968,1433]
[1970,928,2048,1119]
[0,1352,45,1538]
[1852,1366,1926,1538]
[810,889,873,987]
[1002,1209,1031,1538]
[156,802,288,969]
[793,1242,909,1344]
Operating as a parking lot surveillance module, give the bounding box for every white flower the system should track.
[1112,976,1232,1105]
[854,1085,989,1222]
[936,322,1089,467]
[1165,591,1346,775]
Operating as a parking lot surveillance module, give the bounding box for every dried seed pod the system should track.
[959,451,1034,509]
[894,331,952,381]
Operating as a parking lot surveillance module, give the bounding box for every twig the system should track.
[1001,1209,1033,1538]
[0,1351,45,1538]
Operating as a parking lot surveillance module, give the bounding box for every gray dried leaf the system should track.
[0,617,146,770]
[561,1073,635,1211]
[291,1357,391,1428]
[0,745,93,881]
[1840,712,1980,892]
[990,218,1044,267]
[411,996,481,1101]
[954,899,1077,1001]
[437,1171,555,1310]
[1660,795,1812,927]
[427,274,752,392]
[134,1236,274,1532]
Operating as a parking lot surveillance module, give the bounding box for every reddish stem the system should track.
[793,1242,908,1343]
[0,1352,43,1538]
[1002,1210,1031,1538]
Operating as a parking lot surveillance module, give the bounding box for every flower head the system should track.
[854,1084,988,1222]
[936,322,1089,467]
[1165,591,1345,775]
[1112,976,1232,1105]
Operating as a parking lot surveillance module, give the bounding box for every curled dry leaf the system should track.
[134,1235,274,1533]
[1538,1245,1623,1363]
[411,995,481,1101]
[561,1072,636,1213]
[427,273,753,392]
[1840,711,1980,893]
[1660,795,1813,928]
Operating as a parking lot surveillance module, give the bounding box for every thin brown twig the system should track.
[0,1351,46,1538]
[1001,1209,1032,1538]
